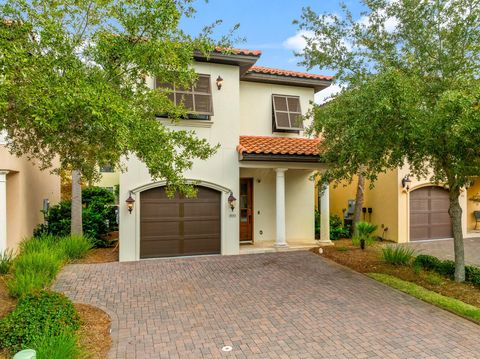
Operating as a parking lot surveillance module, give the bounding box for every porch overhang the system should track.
[237,135,324,167]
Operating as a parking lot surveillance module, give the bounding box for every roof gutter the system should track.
[239,153,323,163]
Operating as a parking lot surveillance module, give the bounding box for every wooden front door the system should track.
[239,178,253,243]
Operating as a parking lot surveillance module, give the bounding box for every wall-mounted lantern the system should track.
[126,192,135,214]
[216,75,224,90]
[227,191,236,211]
[401,175,411,190]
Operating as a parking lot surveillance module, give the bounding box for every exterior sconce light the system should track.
[401,175,411,190]
[216,75,224,90]
[126,192,135,214]
[227,191,236,211]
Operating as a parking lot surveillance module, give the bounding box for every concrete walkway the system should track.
[54,251,480,358]
[405,237,480,267]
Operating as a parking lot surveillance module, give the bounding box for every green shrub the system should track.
[35,187,117,246]
[382,245,416,265]
[315,212,350,240]
[60,235,93,261]
[414,254,480,287]
[0,291,80,353]
[466,266,480,286]
[413,254,442,271]
[32,331,82,359]
[352,221,378,249]
[0,249,14,274]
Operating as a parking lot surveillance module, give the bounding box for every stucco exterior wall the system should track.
[239,81,314,137]
[96,171,119,190]
[119,62,241,261]
[0,146,60,250]
[466,179,480,232]
[327,171,398,241]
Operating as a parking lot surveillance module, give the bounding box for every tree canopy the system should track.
[0,0,235,196]
[298,0,480,281]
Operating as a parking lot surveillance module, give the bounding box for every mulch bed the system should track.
[312,239,480,308]
[76,303,112,358]
[76,245,119,264]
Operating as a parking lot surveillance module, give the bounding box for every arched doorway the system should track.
[140,186,221,258]
[410,186,452,241]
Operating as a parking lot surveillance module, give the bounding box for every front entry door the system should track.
[240,178,253,243]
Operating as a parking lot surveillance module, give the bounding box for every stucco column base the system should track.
[316,239,334,246]
[273,242,289,248]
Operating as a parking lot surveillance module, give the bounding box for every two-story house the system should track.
[118,49,333,261]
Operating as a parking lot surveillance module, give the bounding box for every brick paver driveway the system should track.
[54,251,480,359]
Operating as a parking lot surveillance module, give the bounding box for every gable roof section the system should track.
[237,136,322,163]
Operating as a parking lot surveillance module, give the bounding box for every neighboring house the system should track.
[118,49,333,261]
[0,131,61,252]
[96,165,119,199]
[327,166,479,243]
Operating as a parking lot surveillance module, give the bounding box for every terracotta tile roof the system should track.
[237,136,321,156]
[247,66,333,81]
[214,47,262,57]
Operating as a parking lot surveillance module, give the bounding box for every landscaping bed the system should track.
[77,246,119,264]
[312,239,480,308]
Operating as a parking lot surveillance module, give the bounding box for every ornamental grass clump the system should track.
[59,235,93,261]
[381,245,416,266]
[0,249,14,274]
[7,248,63,297]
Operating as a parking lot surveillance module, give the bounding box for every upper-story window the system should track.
[272,94,303,132]
[156,74,213,120]
[100,165,114,173]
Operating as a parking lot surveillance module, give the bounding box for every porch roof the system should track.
[237,136,322,163]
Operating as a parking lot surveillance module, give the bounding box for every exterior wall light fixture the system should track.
[401,175,412,190]
[216,75,224,90]
[227,191,236,211]
[126,192,135,213]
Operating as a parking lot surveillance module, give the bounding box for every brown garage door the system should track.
[410,186,452,241]
[140,186,221,258]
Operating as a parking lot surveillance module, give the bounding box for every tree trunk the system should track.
[353,173,365,225]
[448,186,465,282]
[71,169,83,236]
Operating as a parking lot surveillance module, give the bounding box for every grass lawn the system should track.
[312,239,480,309]
[369,273,480,323]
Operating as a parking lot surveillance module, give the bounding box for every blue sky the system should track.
[181,0,365,76]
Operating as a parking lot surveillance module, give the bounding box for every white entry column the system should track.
[0,171,8,253]
[319,183,332,244]
[275,168,288,247]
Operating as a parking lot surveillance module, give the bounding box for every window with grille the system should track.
[156,74,213,119]
[272,95,303,131]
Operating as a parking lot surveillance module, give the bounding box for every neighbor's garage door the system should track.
[410,186,452,241]
[140,186,221,258]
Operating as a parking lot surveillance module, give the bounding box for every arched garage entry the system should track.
[140,186,221,258]
[410,186,452,241]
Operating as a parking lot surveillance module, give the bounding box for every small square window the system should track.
[100,165,114,173]
[272,95,303,131]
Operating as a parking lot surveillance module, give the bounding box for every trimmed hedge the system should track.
[413,254,480,286]
[0,291,80,354]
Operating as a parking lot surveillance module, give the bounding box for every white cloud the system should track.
[314,84,343,105]
[282,30,314,52]
[358,8,399,33]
